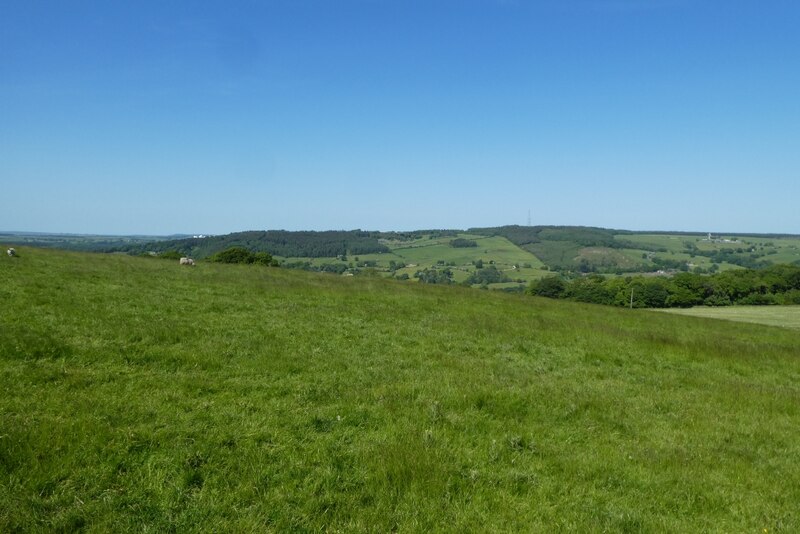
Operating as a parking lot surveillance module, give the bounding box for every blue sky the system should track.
[2,0,799,235]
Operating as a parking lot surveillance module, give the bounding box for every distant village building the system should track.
[703,232,737,244]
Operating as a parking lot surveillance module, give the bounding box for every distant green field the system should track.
[523,235,724,274]
[575,247,643,270]
[524,240,583,269]
[612,233,800,273]
[616,234,689,253]
[625,248,735,272]
[9,228,799,278]
[280,234,550,287]
[762,238,800,264]
[393,235,541,268]
[2,248,800,531]
[660,305,800,330]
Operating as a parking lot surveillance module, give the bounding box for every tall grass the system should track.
[1,247,799,531]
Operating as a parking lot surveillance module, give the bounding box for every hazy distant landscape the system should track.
[5,225,800,288]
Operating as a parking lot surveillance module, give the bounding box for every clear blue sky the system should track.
[2,1,799,235]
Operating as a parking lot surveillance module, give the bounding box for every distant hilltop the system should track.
[3,226,799,278]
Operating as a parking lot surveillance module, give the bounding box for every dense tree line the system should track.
[118,230,391,259]
[528,264,800,308]
[470,225,624,248]
[120,230,475,259]
[376,230,460,242]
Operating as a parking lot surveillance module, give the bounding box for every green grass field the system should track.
[762,239,800,264]
[392,235,541,268]
[660,305,800,330]
[2,248,800,531]
[575,247,644,270]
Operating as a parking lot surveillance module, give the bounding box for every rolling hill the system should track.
[5,226,800,292]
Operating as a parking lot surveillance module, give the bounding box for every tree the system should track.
[210,247,255,264]
[253,252,275,265]
[530,277,565,298]
[465,266,511,285]
[634,279,671,308]
[210,247,274,265]
[414,268,453,284]
[564,275,615,305]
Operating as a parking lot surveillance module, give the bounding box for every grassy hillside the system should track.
[2,248,800,531]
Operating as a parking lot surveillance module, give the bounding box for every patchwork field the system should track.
[2,247,800,531]
[281,234,551,288]
[5,227,799,281]
[617,234,689,253]
[617,233,800,272]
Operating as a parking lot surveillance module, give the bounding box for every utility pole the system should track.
[630,288,634,309]
[527,210,531,226]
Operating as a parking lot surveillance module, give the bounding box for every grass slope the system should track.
[2,248,800,531]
